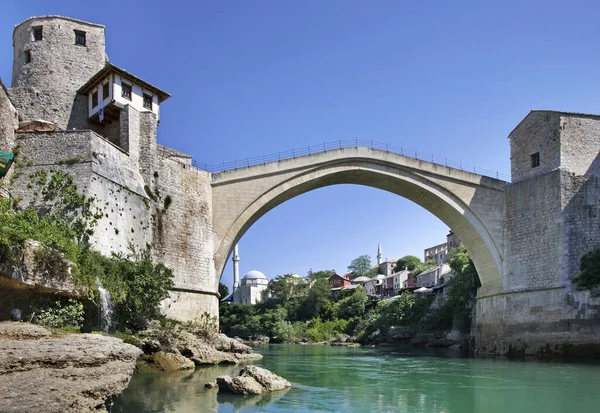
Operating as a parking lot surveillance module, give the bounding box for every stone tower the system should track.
[10,16,107,129]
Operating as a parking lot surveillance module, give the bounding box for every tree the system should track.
[262,274,302,303]
[218,282,229,298]
[334,287,368,319]
[298,278,333,321]
[572,249,600,289]
[395,255,422,271]
[347,255,373,278]
[307,269,336,281]
[446,246,481,320]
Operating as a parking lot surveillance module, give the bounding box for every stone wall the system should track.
[0,78,17,152]
[503,170,563,291]
[152,157,218,321]
[10,130,153,257]
[10,16,106,129]
[508,111,561,182]
[474,288,600,356]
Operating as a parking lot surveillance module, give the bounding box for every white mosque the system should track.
[228,244,269,304]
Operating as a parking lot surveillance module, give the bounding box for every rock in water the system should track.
[215,365,291,395]
[240,365,291,392]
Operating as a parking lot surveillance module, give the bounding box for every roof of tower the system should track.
[14,15,105,34]
[243,270,266,280]
[78,63,171,102]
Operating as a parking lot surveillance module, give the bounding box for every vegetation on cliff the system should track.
[0,169,173,332]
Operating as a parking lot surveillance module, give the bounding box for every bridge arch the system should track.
[211,148,506,296]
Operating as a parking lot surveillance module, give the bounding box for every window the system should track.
[121,82,132,100]
[74,30,86,46]
[24,50,31,64]
[92,91,98,108]
[531,152,540,168]
[102,82,110,100]
[33,26,43,41]
[143,93,153,110]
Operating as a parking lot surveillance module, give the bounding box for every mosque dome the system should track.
[243,270,267,280]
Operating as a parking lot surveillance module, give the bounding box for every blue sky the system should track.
[3,1,600,291]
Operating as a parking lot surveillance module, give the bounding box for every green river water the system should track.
[113,344,600,413]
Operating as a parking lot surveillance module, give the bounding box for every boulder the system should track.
[215,365,291,395]
[151,351,195,371]
[0,323,141,413]
[240,365,291,392]
[216,375,264,395]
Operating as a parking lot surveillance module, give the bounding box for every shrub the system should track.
[573,249,600,290]
[35,299,85,330]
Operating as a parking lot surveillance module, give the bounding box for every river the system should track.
[113,344,600,412]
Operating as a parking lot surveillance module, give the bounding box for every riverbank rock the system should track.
[150,351,195,371]
[137,321,263,367]
[0,322,141,413]
[215,366,291,395]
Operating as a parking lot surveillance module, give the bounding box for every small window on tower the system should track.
[102,82,110,100]
[33,26,43,41]
[74,30,86,46]
[531,152,540,168]
[143,93,152,110]
[92,91,98,108]
[24,50,31,64]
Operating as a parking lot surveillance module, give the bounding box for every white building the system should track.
[233,270,269,304]
[392,270,411,294]
[80,63,169,125]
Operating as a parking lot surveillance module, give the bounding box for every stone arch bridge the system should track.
[211,146,507,297]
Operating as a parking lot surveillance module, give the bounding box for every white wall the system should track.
[88,73,161,121]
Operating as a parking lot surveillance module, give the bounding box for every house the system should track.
[363,274,385,297]
[328,273,352,289]
[392,270,411,295]
[416,264,452,289]
[402,273,416,290]
[423,231,463,266]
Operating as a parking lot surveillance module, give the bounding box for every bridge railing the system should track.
[192,139,511,181]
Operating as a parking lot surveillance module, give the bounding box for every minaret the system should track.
[233,244,240,291]
[377,242,382,265]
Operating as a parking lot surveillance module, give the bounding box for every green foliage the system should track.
[347,255,373,278]
[372,293,433,334]
[35,299,85,330]
[219,282,229,298]
[413,260,437,276]
[573,249,600,290]
[144,185,157,201]
[33,245,69,278]
[334,287,368,319]
[0,170,174,333]
[27,169,103,245]
[103,252,174,331]
[185,312,219,341]
[307,269,336,281]
[297,278,332,321]
[395,255,422,271]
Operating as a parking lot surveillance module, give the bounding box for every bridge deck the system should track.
[193,139,510,181]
